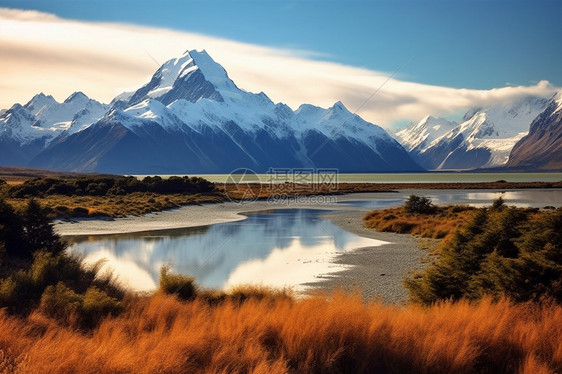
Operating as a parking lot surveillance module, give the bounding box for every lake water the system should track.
[68,209,386,292]
[133,172,562,184]
[67,189,562,293]
[338,189,562,209]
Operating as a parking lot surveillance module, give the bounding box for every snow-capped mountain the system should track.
[394,116,457,168]
[1,49,420,173]
[401,96,550,170]
[506,92,562,171]
[0,92,108,165]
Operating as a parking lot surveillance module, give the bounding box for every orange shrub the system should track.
[364,205,476,240]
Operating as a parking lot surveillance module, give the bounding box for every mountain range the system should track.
[395,94,561,171]
[1,49,561,173]
[0,50,419,174]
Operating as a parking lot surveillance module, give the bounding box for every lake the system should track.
[66,188,562,293]
[68,209,386,292]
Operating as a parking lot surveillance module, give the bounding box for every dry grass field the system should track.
[0,291,560,374]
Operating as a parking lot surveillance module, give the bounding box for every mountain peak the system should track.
[188,49,238,92]
[126,49,242,106]
[395,115,457,154]
[331,101,347,111]
[64,91,88,104]
[24,92,58,114]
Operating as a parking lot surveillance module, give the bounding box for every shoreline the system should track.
[54,187,562,236]
[304,211,434,304]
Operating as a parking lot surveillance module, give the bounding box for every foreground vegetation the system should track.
[0,197,561,372]
[365,196,562,305]
[406,200,562,304]
[1,292,560,373]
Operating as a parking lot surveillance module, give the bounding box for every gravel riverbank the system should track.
[304,211,432,304]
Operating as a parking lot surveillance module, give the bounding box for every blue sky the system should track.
[3,0,560,89]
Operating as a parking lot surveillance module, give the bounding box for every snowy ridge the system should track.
[395,115,457,153]
[110,50,395,156]
[396,95,552,170]
[553,91,562,115]
[1,48,419,172]
[0,92,108,144]
[145,52,196,99]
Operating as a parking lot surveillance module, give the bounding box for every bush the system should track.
[81,286,123,328]
[39,283,122,328]
[0,199,24,258]
[22,199,64,256]
[159,266,198,301]
[7,175,215,198]
[39,282,83,322]
[0,271,39,314]
[406,205,562,304]
[228,285,292,305]
[404,195,436,215]
[491,196,505,210]
[71,207,89,217]
[0,200,125,325]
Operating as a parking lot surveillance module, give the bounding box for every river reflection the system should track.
[68,209,386,292]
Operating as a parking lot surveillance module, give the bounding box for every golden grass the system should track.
[363,205,477,241]
[4,192,224,218]
[0,292,560,373]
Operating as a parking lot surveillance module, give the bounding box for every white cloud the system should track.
[0,8,558,129]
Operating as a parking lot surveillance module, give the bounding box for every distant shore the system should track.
[2,167,561,219]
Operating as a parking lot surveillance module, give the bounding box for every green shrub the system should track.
[159,266,198,300]
[22,199,64,255]
[0,271,39,314]
[81,286,123,328]
[404,195,436,215]
[0,277,17,307]
[8,175,214,198]
[29,251,61,285]
[0,200,125,325]
[406,205,562,304]
[39,282,83,322]
[39,280,123,328]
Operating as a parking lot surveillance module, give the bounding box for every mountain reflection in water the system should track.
[68,209,386,292]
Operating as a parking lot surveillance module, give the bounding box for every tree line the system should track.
[2,175,215,198]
